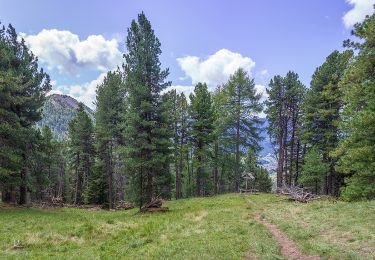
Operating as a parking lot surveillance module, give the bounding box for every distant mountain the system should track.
[258,153,277,172]
[257,118,277,174]
[257,117,274,155]
[37,94,94,140]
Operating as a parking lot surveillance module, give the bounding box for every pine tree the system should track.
[189,83,214,196]
[300,147,329,194]
[0,23,51,204]
[39,126,62,199]
[26,126,66,202]
[265,75,285,188]
[245,150,272,192]
[123,12,172,207]
[334,12,375,200]
[176,93,189,198]
[222,68,263,191]
[164,90,189,199]
[211,86,228,194]
[253,167,272,193]
[283,72,305,185]
[94,70,124,208]
[265,72,305,188]
[245,149,258,174]
[68,103,95,205]
[303,50,352,195]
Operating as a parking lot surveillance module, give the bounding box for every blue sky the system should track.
[1,0,374,108]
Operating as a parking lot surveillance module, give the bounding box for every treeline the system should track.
[0,13,271,208]
[1,10,375,206]
[266,12,375,201]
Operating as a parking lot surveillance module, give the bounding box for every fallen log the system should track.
[40,196,64,208]
[140,198,169,213]
[277,185,319,203]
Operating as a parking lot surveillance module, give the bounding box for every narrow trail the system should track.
[254,214,320,260]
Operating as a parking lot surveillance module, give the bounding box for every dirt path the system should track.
[254,214,320,260]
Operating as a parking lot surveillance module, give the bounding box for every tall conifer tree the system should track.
[0,23,51,204]
[265,72,305,188]
[303,50,352,195]
[94,70,124,208]
[189,83,214,196]
[335,12,375,200]
[123,13,172,207]
[68,104,94,205]
[223,68,263,191]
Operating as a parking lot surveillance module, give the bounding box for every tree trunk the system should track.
[58,161,64,198]
[187,148,191,197]
[220,161,225,193]
[19,153,30,205]
[289,108,297,185]
[175,135,182,200]
[176,165,181,199]
[74,153,82,205]
[235,118,240,192]
[146,170,153,204]
[294,140,301,185]
[277,129,285,188]
[139,165,143,210]
[213,140,219,195]
[177,136,184,199]
[108,141,113,209]
[283,116,288,186]
[196,154,202,196]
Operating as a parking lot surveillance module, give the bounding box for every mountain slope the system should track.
[258,117,273,155]
[37,94,94,140]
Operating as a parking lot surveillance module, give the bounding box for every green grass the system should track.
[0,193,374,259]
[0,194,279,259]
[251,194,375,259]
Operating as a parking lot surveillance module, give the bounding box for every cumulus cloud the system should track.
[343,0,375,28]
[22,29,123,75]
[177,49,255,90]
[169,49,268,104]
[255,84,268,103]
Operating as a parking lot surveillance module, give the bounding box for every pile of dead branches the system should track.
[140,198,168,213]
[277,185,319,203]
[40,196,64,208]
[115,201,135,210]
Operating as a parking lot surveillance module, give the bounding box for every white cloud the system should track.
[177,49,255,90]
[164,85,195,97]
[48,89,63,96]
[173,49,269,103]
[260,69,269,76]
[343,0,375,28]
[255,69,270,85]
[255,84,268,103]
[22,29,123,75]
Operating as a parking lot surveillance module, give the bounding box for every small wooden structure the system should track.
[240,172,258,193]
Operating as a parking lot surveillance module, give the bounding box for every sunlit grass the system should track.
[251,194,375,259]
[0,194,279,259]
[1,193,374,259]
